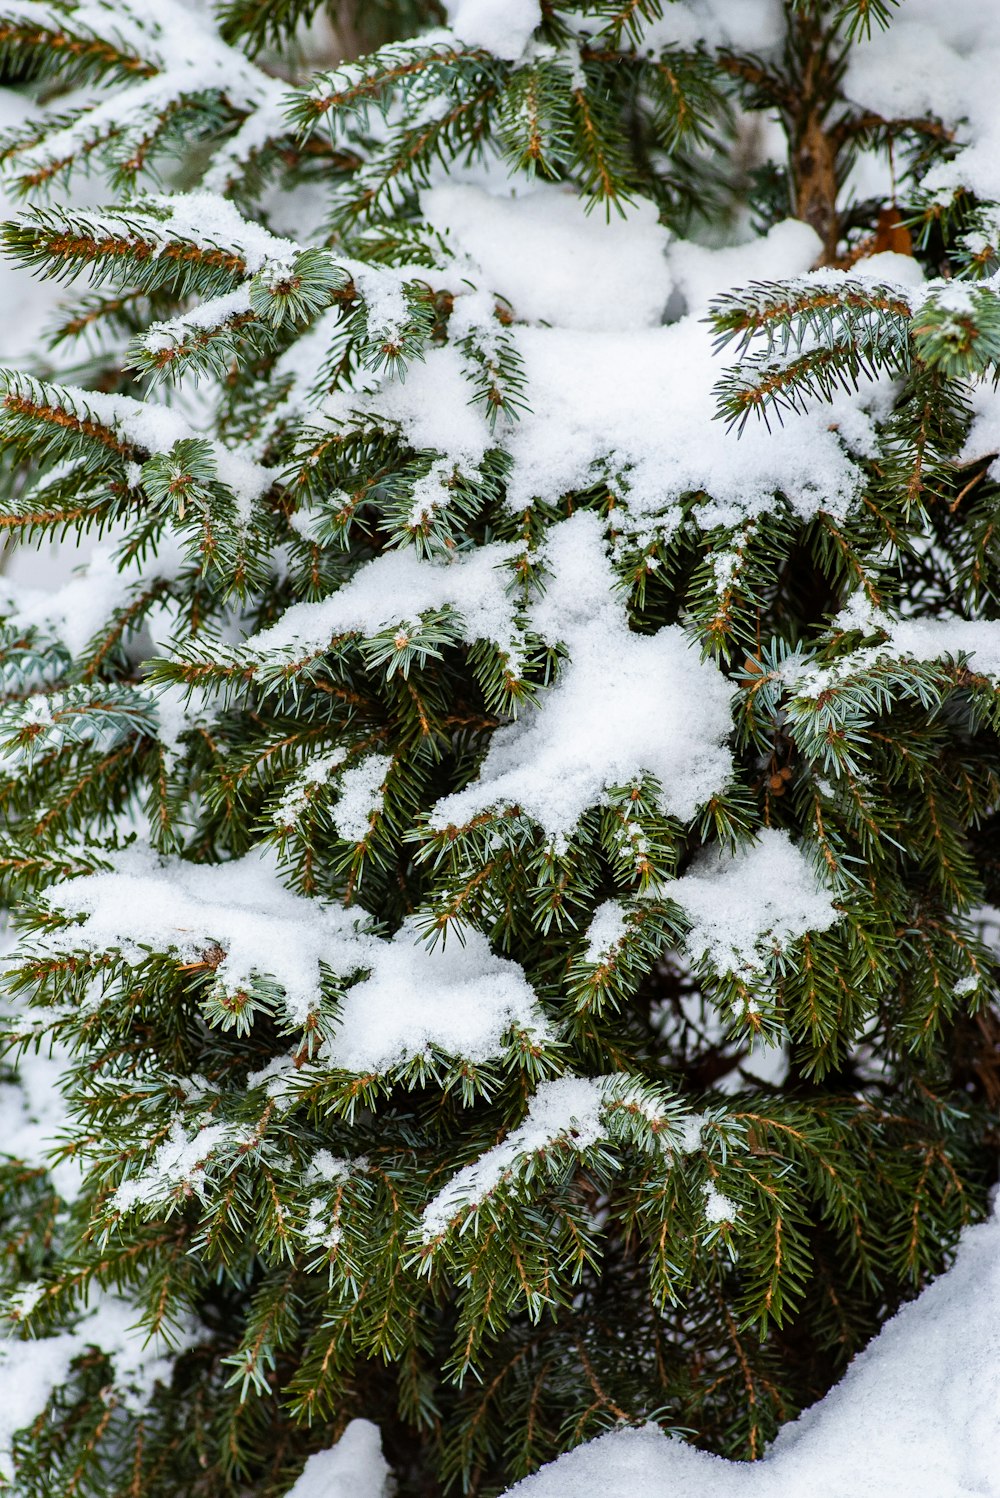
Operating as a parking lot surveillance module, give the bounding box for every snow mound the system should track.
[283,1420,391,1498]
[430,513,735,845]
[329,917,551,1073]
[421,184,673,332]
[307,205,880,535]
[671,830,841,979]
[442,0,540,60]
[501,312,880,527]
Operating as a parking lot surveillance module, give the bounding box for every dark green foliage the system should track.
[0,2,998,1496]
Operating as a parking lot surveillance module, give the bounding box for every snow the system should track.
[331,754,392,843]
[844,2,1000,207]
[0,1330,87,1475]
[889,618,1000,678]
[500,1200,1000,1498]
[4,189,301,309]
[790,595,1000,692]
[0,88,67,364]
[420,1075,610,1239]
[200,81,289,195]
[320,343,493,473]
[345,259,412,345]
[252,194,895,541]
[272,749,347,827]
[850,250,926,290]
[2,535,185,660]
[430,513,735,846]
[669,830,840,982]
[283,1420,390,1498]
[0,1292,198,1477]
[42,843,369,1027]
[307,1150,356,1184]
[24,380,276,520]
[0,901,78,1209]
[322,211,881,536]
[8,2,278,195]
[583,901,630,964]
[153,676,217,763]
[420,185,673,332]
[703,1182,737,1225]
[406,458,459,527]
[442,0,540,61]
[245,537,522,662]
[422,1074,699,1240]
[143,286,253,355]
[32,843,551,1070]
[502,314,885,529]
[0,1037,80,1203]
[327,918,550,1074]
[962,382,1000,489]
[667,220,821,318]
[112,1116,235,1212]
[628,0,784,55]
[139,190,299,275]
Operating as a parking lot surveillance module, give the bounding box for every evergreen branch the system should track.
[293,42,496,139]
[0,9,156,85]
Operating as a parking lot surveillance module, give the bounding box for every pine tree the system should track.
[0,1,998,1493]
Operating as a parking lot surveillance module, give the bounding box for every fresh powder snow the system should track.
[421,1075,609,1240]
[37,844,550,1071]
[420,185,674,333]
[669,830,841,980]
[313,195,886,534]
[250,510,737,851]
[421,1075,700,1241]
[430,512,736,845]
[324,918,551,1074]
[282,1420,390,1498]
[245,538,523,662]
[441,0,541,60]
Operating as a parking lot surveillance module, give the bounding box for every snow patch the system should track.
[583,901,630,964]
[34,844,551,1071]
[421,184,673,331]
[421,1075,609,1239]
[246,539,521,662]
[670,830,840,979]
[443,0,540,60]
[283,1420,390,1498]
[430,513,735,846]
[327,919,551,1074]
[331,754,392,844]
[422,1074,699,1241]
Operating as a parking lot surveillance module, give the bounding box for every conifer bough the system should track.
[0,0,998,1494]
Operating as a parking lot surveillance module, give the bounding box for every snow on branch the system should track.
[0,0,282,192]
[429,513,736,846]
[418,1072,703,1245]
[23,843,552,1070]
